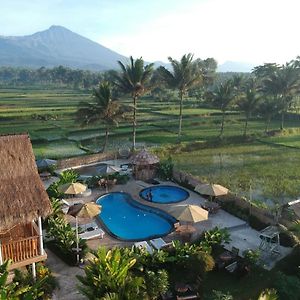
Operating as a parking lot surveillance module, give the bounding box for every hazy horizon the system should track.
[1,0,299,65]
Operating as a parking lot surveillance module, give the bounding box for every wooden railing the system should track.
[1,236,40,263]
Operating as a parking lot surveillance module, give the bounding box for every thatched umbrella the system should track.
[67,202,102,264]
[167,205,208,223]
[96,164,121,175]
[131,149,160,181]
[58,182,87,195]
[36,158,57,169]
[194,183,229,197]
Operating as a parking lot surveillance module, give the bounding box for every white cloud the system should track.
[99,0,300,65]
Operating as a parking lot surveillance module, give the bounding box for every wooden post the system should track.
[75,216,80,264]
[32,262,36,280]
[0,240,3,265]
[37,217,44,255]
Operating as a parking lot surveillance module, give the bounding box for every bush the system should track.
[248,215,269,231]
[273,272,300,300]
[157,157,174,180]
[275,245,300,276]
[279,231,298,247]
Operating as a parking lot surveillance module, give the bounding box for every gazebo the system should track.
[131,149,160,181]
[0,134,52,273]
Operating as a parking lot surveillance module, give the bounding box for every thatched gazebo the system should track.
[0,134,52,272]
[131,148,160,181]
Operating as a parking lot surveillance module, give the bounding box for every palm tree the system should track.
[114,56,154,150]
[256,96,279,133]
[76,82,128,152]
[237,78,261,136]
[255,62,300,130]
[158,53,202,141]
[210,79,235,137]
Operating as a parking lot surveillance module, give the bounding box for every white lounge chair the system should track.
[134,241,153,254]
[79,228,105,240]
[149,238,172,250]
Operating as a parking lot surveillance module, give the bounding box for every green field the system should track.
[1,87,300,201]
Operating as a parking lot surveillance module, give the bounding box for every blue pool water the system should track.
[140,185,189,204]
[96,192,176,241]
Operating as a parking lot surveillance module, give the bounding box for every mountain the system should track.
[0,25,128,71]
[218,61,256,73]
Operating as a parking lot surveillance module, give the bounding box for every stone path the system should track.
[46,249,85,300]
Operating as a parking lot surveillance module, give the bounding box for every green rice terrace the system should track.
[2,87,300,203]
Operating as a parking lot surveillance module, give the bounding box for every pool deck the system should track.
[45,173,293,298]
[60,177,292,263]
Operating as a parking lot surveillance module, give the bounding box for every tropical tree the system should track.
[209,79,236,137]
[77,82,129,152]
[256,96,279,133]
[254,62,300,130]
[237,78,261,136]
[77,247,145,300]
[114,56,154,150]
[158,53,202,141]
[0,260,31,299]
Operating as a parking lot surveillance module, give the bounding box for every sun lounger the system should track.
[79,227,105,240]
[149,238,172,250]
[134,241,153,254]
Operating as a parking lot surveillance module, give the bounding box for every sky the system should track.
[0,0,299,65]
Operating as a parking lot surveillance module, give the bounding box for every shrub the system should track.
[210,290,233,300]
[199,227,231,250]
[243,249,260,266]
[59,169,79,184]
[273,272,300,300]
[46,216,87,265]
[275,245,300,276]
[248,215,269,231]
[157,157,173,180]
[279,231,298,247]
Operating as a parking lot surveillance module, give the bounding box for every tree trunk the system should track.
[243,114,249,137]
[102,127,109,152]
[132,95,137,151]
[280,111,285,130]
[219,110,225,137]
[265,116,271,133]
[177,91,184,142]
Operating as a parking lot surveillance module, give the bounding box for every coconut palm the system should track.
[158,53,202,141]
[255,62,300,130]
[210,79,236,137]
[114,56,154,150]
[237,78,261,136]
[77,81,129,152]
[256,96,279,133]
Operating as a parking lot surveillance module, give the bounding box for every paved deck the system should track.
[45,174,293,298]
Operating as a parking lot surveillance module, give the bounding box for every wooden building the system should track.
[0,134,51,274]
[132,149,160,181]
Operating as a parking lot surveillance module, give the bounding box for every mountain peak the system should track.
[0,26,127,71]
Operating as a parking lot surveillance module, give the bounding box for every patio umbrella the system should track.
[67,202,102,264]
[97,164,121,175]
[58,182,87,195]
[167,205,208,223]
[194,183,229,197]
[36,158,57,169]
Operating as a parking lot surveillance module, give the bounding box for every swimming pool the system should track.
[96,192,176,241]
[140,185,189,204]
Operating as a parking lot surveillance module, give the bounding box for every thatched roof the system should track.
[0,134,51,232]
[131,149,160,165]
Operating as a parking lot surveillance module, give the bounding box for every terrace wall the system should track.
[57,151,118,169]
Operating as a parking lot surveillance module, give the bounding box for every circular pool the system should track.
[139,185,189,204]
[96,192,176,241]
